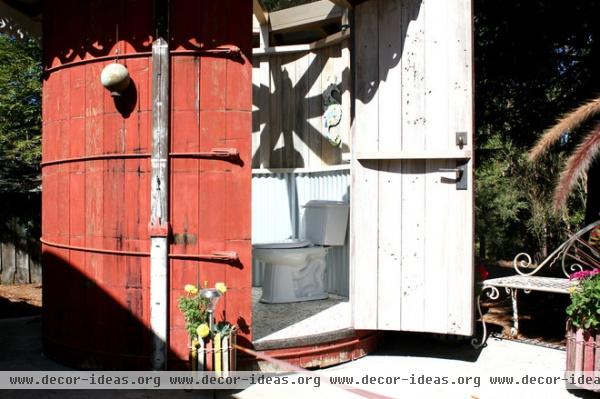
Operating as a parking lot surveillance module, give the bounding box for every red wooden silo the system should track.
[41,0,252,370]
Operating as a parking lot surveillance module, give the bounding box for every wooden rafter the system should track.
[328,0,353,8]
[253,0,269,26]
[253,29,350,55]
[269,0,343,33]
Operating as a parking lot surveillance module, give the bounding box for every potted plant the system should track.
[565,269,600,391]
[178,282,237,373]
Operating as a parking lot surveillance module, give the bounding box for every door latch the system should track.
[456,132,467,149]
[440,161,468,190]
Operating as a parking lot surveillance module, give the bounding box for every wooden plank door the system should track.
[168,0,253,364]
[351,0,474,335]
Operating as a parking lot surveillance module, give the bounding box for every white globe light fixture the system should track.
[100,62,131,97]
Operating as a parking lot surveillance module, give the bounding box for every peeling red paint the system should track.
[42,0,252,370]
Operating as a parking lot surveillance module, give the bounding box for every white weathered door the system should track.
[351,0,474,335]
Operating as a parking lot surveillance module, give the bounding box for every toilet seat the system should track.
[253,239,311,249]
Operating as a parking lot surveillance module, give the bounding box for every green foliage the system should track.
[567,274,600,330]
[475,140,528,259]
[474,0,597,261]
[476,136,585,262]
[213,321,235,337]
[178,293,210,338]
[178,285,234,341]
[0,34,41,193]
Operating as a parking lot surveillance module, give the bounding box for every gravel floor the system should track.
[252,287,350,342]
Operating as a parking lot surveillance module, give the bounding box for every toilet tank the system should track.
[303,200,349,246]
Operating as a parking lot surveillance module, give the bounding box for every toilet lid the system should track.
[253,239,311,249]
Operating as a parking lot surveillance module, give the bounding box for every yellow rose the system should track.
[215,282,227,294]
[184,284,198,295]
[196,323,210,339]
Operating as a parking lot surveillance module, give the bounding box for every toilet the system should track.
[253,200,349,304]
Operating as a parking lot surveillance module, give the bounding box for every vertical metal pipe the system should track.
[150,35,170,370]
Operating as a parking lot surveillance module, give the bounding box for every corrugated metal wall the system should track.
[252,167,350,296]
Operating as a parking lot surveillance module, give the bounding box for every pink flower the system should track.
[569,269,600,280]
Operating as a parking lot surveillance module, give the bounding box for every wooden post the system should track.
[575,328,585,377]
[214,333,222,375]
[222,335,230,377]
[253,0,269,26]
[150,35,170,371]
[340,8,351,160]
[29,255,42,284]
[584,331,595,373]
[14,247,29,284]
[259,23,271,168]
[592,333,600,390]
[198,338,205,371]
[566,323,574,372]
[1,243,15,283]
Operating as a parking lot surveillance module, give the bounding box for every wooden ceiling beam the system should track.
[253,0,269,26]
[328,0,353,8]
[269,0,343,33]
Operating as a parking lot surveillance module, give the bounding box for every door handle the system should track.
[440,161,468,190]
[439,168,463,178]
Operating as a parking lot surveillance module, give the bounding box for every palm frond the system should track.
[530,97,600,161]
[554,123,600,210]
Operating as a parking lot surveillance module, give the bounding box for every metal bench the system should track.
[472,220,600,349]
